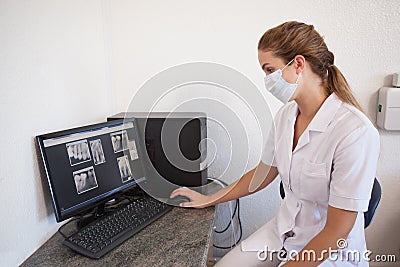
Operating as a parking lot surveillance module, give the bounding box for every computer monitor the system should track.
[36,119,145,223]
[107,112,208,198]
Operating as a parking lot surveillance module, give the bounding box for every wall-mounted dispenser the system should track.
[377,73,400,130]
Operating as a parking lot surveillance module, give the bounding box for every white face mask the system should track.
[264,58,302,104]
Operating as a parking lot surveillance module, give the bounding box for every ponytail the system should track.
[327,65,365,114]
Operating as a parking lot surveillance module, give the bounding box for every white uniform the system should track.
[220,93,380,266]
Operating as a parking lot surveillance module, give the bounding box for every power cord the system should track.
[208,177,243,249]
[213,199,243,249]
[58,216,82,238]
[214,199,238,234]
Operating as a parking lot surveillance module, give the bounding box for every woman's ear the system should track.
[294,55,306,74]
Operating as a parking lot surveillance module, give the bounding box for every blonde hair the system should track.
[258,21,364,113]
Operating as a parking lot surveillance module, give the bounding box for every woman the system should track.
[170,21,380,266]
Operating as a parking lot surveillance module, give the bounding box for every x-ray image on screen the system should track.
[128,139,138,161]
[73,166,98,194]
[117,155,132,183]
[90,139,106,165]
[110,130,129,153]
[66,139,91,166]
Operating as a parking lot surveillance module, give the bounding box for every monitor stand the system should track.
[76,203,106,229]
[75,187,147,229]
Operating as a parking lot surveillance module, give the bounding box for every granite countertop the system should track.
[21,207,215,267]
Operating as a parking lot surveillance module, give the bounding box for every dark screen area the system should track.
[140,118,204,187]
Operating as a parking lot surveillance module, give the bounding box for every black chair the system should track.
[279,178,382,228]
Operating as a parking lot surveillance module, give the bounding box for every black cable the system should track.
[57,216,82,239]
[209,177,239,234]
[214,199,238,233]
[237,198,243,241]
[213,199,243,249]
[207,177,243,249]
[207,177,236,234]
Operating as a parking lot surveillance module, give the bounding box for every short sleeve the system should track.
[328,125,380,212]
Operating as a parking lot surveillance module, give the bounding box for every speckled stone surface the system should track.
[21,207,215,267]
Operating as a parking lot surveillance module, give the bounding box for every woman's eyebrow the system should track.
[261,62,270,70]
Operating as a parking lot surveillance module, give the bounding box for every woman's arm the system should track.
[170,161,279,208]
[282,205,358,267]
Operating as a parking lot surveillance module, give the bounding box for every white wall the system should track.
[1,0,399,266]
[0,1,115,266]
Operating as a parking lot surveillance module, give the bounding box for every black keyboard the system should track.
[63,196,172,259]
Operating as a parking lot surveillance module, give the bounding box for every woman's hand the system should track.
[170,187,213,208]
[169,163,278,209]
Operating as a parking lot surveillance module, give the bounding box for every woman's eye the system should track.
[266,68,274,74]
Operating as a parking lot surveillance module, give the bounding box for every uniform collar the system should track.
[309,93,342,132]
[287,93,342,133]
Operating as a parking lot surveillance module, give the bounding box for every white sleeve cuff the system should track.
[328,194,370,212]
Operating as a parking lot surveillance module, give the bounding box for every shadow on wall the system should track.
[32,137,55,222]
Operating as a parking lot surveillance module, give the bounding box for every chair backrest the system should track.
[279,178,382,228]
[364,178,382,228]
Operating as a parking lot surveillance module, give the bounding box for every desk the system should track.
[21,207,215,267]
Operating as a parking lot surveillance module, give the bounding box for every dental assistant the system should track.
[171,21,380,266]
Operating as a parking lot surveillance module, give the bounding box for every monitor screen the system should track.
[36,119,145,222]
